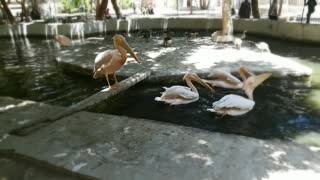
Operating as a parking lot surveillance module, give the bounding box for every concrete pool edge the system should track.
[0,17,320,44]
[1,96,320,180]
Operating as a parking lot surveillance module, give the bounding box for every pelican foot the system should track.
[110,83,120,88]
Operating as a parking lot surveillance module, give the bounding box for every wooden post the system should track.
[10,71,152,136]
[222,0,233,36]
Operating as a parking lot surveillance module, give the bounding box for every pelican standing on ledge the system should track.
[203,67,254,89]
[93,34,141,88]
[54,35,71,47]
[207,71,272,116]
[155,73,214,105]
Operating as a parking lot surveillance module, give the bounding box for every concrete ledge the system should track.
[55,37,313,87]
[1,17,320,44]
[0,97,320,180]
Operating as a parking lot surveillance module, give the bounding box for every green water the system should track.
[0,34,319,141]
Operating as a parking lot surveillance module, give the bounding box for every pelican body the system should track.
[155,73,214,105]
[54,35,71,47]
[207,69,272,116]
[93,34,141,88]
[255,42,270,53]
[163,30,172,47]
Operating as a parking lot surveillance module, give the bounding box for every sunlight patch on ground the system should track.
[262,169,320,180]
[181,47,312,76]
[306,90,320,110]
[173,153,214,166]
[145,47,177,59]
[294,132,320,148]
[0,101,35,112]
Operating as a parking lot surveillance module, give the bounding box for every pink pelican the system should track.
[93,34,141,88]
[54,35,71,47]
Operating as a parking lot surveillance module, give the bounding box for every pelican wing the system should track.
[212,94,255,110]
[155,86,199,105]
[161,86,196,100]
[93,50,117,72]
[208,70,241,85]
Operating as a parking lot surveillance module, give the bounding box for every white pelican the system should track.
[255,42,270,53]
[155,73,214,105]
[233,38,242,49]
[203,67,254,89]
[207,72,272,116]
[54,35,71,47]
[93,34,141,88]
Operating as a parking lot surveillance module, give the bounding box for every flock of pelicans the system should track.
[54,32,272,117]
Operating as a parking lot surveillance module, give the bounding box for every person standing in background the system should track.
[305,0,317,24]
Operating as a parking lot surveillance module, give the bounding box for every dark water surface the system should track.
[0,38,101,106]
[0,34,320,140]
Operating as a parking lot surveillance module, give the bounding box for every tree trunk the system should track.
[30,0,41,20]
[251,0,260,19]
[222,0,233,36]
[200,0,210,10]
[17,0,31,22]
[96,0,108,20]
[278,0,283,17]
[0,0,15,23]
[190,0,193,14]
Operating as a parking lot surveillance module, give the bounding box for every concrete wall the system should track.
[0,17,320,43]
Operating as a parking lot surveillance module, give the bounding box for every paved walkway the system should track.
[1,96,320,180]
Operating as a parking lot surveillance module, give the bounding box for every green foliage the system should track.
[120,0,133,9]
[60,0,93,13]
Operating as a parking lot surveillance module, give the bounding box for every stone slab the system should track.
[0,96,65,136]
[0,110,319,180]
[56,36,312,86]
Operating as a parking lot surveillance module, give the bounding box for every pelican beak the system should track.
[120,39,141,64]
[193,75,215,92]
[252,73,272,88]
[239,66,255,77]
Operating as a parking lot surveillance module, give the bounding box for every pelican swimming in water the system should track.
[207,71,272,116]
[54,35,71,47]
[163,30,172,47]
[155,73,214,105]
[203,67,254,89]
[93,34,141,88]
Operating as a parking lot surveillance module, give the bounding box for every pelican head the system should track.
[243,72,272,100]
[183,73,214,92]
[113,34,141,64]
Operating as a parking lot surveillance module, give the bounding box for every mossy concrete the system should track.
[0,97,320,180]
[1,18,320,44]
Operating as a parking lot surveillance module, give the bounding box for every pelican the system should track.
[93,34,141,88]
[155,73,214,105]
[54,35,71,47]
[184,32,199,41]
[233,38,242,49]
[207,72,272,116]
[211,31,222,42]
[163,30,172,47]
[255,42,270,53]
[203,67,254,89]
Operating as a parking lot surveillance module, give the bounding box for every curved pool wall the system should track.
[1,17,320,44]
